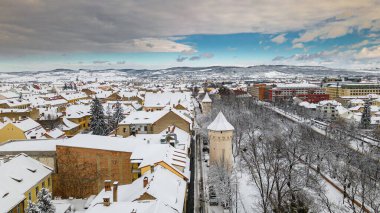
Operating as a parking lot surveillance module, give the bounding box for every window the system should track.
[28,192,31,200]
[36,186,39,197]
[48,177,51,187]
[42,181,45,188]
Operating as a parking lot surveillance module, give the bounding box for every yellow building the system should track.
[0,99,31,109]
[326,84,380,100]
[64,104,92,135]
[61,117,81,137]
[0,118,47,143]
[130,144,189,182]
[60,92,89,104]
[0,107,40,122]
[0,153,53,213]
[117,109,192,137]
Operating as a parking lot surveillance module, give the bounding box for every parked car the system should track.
[202,146,209,152]
[203,139,208,145]
[209,197,219,206]
[204,153,209,162]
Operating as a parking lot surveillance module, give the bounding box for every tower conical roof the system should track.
[207,111,234,131]
[202,92,212,103]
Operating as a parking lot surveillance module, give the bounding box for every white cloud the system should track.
[129,38,194,52]
[356,46,380,59]
[271,34,287,44]
[0,0,379,56]
[292,43,304,49]
[293,23,353,43]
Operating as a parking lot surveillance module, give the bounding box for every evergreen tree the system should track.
[36,188,55,213]
[112,101,125,135]
[360,100,371,129]
[26,201,40,213]
[63,83,67,90]
[105,103,113,131]
[90,97,108,135]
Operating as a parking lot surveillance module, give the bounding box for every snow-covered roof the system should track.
[201,92,212,103]
[0,139,66,152]
[60,92,88,101]
[45,128,65,139]
[10,118,41,132]
[298,101,317,109]
[144,92,192,109]
[274,83,320,89]
[61,117,80,131]
[349,99,365,104]
[318,100,342,106]
[0,98,30,107]
[86,200,177,213]
[120,109,192,125]
[65,104,91,119]
[130,144,189,179]
[0,91,19,99]
[0,153,53,212]
[207,111,234,131]
[59,134,139,153]
[88,165,186,213]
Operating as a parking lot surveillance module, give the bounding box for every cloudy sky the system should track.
[0,0,380,72]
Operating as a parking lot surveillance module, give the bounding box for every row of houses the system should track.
[248,82,380,103]
[0,82,196,213]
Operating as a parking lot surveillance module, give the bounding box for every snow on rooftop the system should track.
[0,153,53,211]
[59,134,139,153]
[201,92,212,103]
[10,117,42,132]
[144,92,192,109]
[207,111,234,131]
[120,109,192,125]
[46,128,65,139]
[274,83,320,89]
[88,165,185,213]
[65,104,91,119]
[62,117,80,130]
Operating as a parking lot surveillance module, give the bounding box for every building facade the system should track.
[269,83,328,103]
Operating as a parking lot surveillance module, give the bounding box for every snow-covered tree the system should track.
[110,101,125,136]
[105,103,113,130]
[90,97,108,135]
[360,100,371,129]
[112,101,125,130]
[26,201,40,213]
[36,188,55,213]
[208,162,235,209]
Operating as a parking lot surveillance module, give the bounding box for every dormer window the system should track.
[11,176,23,182]
[27,167,37,173]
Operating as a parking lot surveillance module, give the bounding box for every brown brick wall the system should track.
[55,146,133,198]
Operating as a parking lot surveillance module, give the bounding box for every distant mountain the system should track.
[1,65,378,83]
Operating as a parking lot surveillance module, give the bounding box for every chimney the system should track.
[113,181,118,203]
[104,180,111,191]
[171,126,176,133]
[143,177,149,188]
[103,196,110,206]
